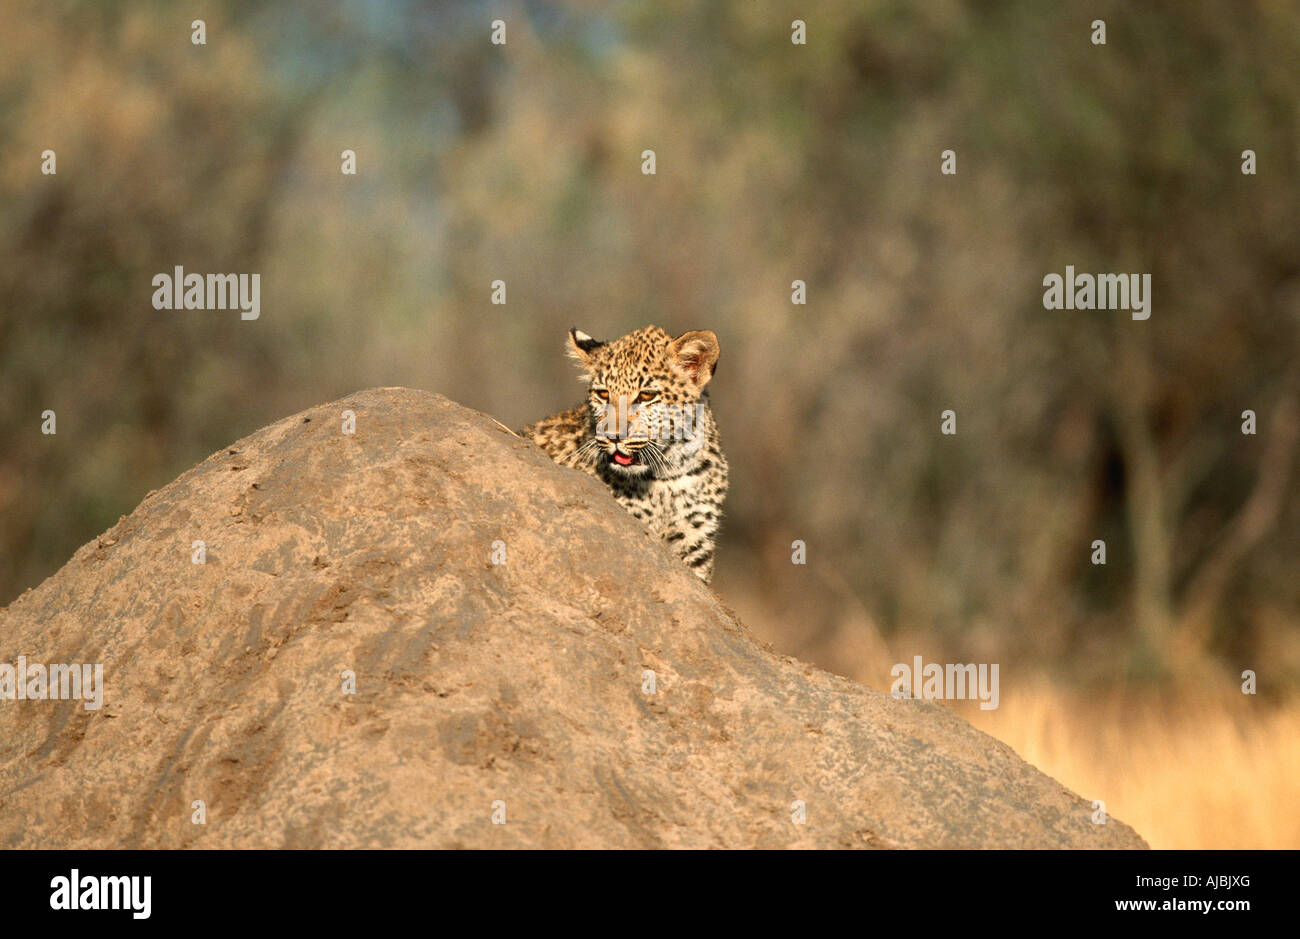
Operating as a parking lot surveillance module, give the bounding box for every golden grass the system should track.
[722,583,1299,849]
[964,680,1300,849]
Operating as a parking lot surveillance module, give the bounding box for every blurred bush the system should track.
[2,0,1297,691]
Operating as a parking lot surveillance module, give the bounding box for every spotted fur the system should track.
[520,325,729,583]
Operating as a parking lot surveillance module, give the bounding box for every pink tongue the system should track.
[613,452,634,466]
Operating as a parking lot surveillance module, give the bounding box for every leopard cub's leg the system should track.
[667,519,717,584]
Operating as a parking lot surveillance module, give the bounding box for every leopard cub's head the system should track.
[567,324,719,476]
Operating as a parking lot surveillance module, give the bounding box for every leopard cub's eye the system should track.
[594,389,609,401]
[636,390,658,403]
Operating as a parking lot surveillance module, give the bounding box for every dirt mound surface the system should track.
[0,388,1145,848]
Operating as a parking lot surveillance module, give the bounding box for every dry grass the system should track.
[729,580,1300,850]
[964,680,1300,849]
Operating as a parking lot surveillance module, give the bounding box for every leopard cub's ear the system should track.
[668,330,720,389]
[567,327,605,366]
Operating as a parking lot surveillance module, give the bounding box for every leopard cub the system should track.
[520,325,728,583]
